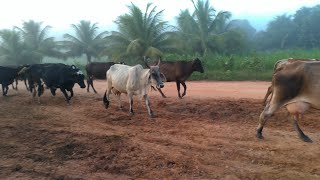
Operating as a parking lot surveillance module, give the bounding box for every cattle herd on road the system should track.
[1,57,320,143]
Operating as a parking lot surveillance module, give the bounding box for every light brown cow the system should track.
[262,58,319,105]
[257,60,320,142]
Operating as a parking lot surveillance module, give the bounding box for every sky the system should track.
[0,0,320,36]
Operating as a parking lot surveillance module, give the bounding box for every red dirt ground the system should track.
[1,81,320,179]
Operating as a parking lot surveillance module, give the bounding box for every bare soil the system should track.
[0,81,320,180]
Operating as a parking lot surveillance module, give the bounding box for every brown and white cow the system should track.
[262,58,319,105]
[103,60,165,117]
[257,60,320,142]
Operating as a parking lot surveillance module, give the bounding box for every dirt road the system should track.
[1,81,320,179]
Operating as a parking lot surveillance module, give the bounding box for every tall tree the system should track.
[175,0,232,55]
[62,20,108,63]
[16,20,62,63]
[294,5,320,48]
[104,3,174,62]
[0,29,26,65]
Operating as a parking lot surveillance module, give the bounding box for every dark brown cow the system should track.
[257,60,320,142]
[262,58,319,105]
[85,62,123,93]
[150,58,204,98]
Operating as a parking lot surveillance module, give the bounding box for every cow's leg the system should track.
[91,79,97,94]
[116,94,123,110]
[286,102,312,142]
[128,92,134,115]
[60,88,70,104]
[12,79,18,90]
[86,78,90,92]
[103,86,112,109]
[143,94,154,118]
[263,85,273,105]
[32,85,37,98]
[68,89,74,100]
[15,79,18,90]
[87,76,97,93]
[181,81,187,97]
[176,80,182,98]
[24,79,29,91]
[290,114,312,142]
[2,85,7,96]
[5,86,9,95]
[256,103,280,139]
[36,84,44,104]
[50,88,56,96]
[156,87,167,98]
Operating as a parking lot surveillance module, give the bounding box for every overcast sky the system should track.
[1,0,320,34]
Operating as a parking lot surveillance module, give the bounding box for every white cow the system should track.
[103,60,165,117]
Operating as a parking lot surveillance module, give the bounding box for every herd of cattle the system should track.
[0,57,320,143]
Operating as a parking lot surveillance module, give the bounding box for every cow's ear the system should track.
[160,73,166,82]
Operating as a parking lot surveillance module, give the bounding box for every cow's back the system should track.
[158,61,179,82]
[86,62,115,79]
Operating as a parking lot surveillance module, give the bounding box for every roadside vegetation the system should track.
[1,0,320,81]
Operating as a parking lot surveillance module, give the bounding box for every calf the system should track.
[103,60,165,117]
[151,58,204,98]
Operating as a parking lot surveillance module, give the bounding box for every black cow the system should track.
[150,58,204,98]
[86,62,124,93]
[0,66,22,96]
[20,63,86,104]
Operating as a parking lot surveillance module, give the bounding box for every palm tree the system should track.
[0,29,26,65]
[16,20,62,63]
[104,3,175,62]
[62,20,108,63]
[175,0,232,55]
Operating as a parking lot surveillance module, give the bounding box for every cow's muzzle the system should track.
[157,84,164,89]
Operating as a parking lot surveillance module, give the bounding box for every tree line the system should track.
[1,0,320,66]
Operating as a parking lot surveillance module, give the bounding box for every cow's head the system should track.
[71,65,86,89]
[145,58,165,89]
[193,58,204,73]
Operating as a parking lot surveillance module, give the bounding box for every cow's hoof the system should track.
[256,133,264,140]
[130,112,135,116]
[301,135,313,143]
[94,91,98,94]
[149,113,155,118]
[104,102,109,109]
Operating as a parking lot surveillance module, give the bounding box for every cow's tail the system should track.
[103,90,109,109]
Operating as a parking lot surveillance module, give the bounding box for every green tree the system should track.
[0,29,26,65]
[104,3,174,62]
[62,20,108,63]
[16,20,62,64]
[294,5,320,48]
[175,0,232,55]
